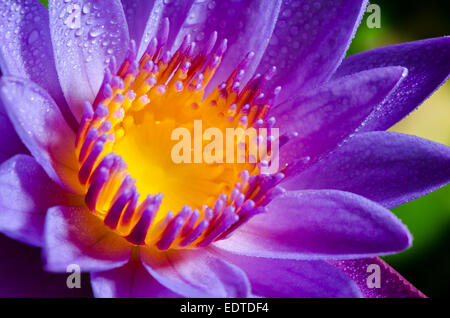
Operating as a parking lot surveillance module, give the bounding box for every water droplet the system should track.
[185,5,207,25]
[64,4,81,29]
[27,30,39,44]
[196,32,205,41]
[82,3,91,14]
[290,26,299,36]
[207,1,216,10]
[89,26,104,38]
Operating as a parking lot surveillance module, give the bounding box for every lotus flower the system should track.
[0,0,449,298]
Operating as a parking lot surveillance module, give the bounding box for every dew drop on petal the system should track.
[27,29,39,44]
[63,3,81,30]
[89,26,105,38]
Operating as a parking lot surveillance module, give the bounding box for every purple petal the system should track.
[258,0,368,103]
[0,0,72,117]
[43,205,132,273]
[0,76,84,194]
[214,190,412,260]
[329,257,426,298]
[0,155,79,247]
[275,66,407,165]
[211,248,362,298]
[141,247,250,298]
[283,132,450,208]
[165,0,282,93]
[91,256,181,298]
[48,0,130,120]
[0,101,27,164]
[0,234,92,297]
[333,37,450,131]
[124,0,196,58]
[121,0,159,53]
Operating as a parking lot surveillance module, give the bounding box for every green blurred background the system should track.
[38,0,450,297]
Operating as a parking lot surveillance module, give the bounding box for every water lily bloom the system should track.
[0,0,449,298]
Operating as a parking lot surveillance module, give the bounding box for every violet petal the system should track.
[43,205,132,273]
[333,37,450,131]
[0,101,27,164]
[121,0,160,53]
[166,0,282,93]
[259,0,368,103]
[0,155,79,247]
[140,247,250,298]
[0,0,73,121]
[329,257,426,298]
[214,190,412,260]
[275,66,407,166]
[0,76,83,194]
[211,247,362,298]
[91,255,181,298]
[125,0,196,58]
[48,0,130,120]
[283,132,450,209]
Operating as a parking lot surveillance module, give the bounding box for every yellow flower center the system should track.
[74,27,286,250]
